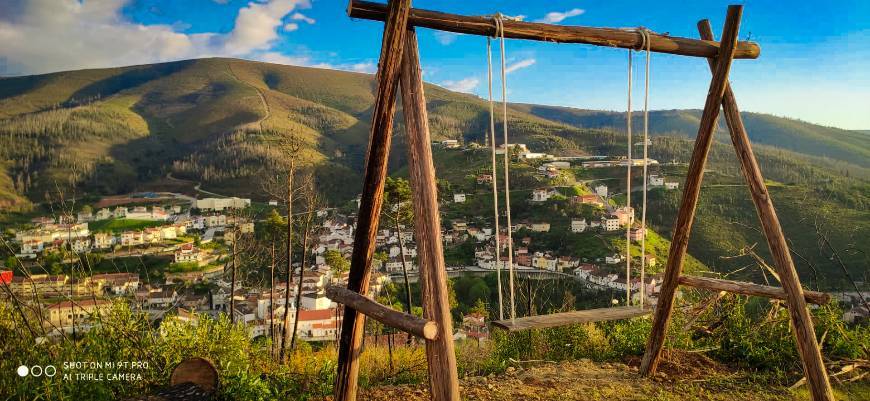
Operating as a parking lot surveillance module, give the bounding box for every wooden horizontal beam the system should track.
[326,285,439,340]
[347,0,760,59]
[491,306,651,332]
[678,275,830,305]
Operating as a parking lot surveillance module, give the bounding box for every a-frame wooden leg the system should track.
[400,28,462,401]
[697,20,834,401]
[640,5,743,375]
[334,0,412,400]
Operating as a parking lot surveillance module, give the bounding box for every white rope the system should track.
[639,29,651,308]
[486,36,505,321]
[493,14,516,321]
[625,49,633,306]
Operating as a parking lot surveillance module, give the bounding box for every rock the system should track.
[506,367,516,374]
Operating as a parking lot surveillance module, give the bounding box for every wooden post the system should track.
[334,0,413,399]
[677,275,830,305]
[697,19,834,401]
[400,27,462,401]
[326,286,439,340]
[347,0,761,59]
[640,5,743,376]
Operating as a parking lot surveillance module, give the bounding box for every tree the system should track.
[381,177,415,344]
[260,207,286,358]
[261,135,303,362]
[224,208,260,324]
[290,172,323,352]
[324,250,349,279]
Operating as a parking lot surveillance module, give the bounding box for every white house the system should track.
[440,139,461,148]
[531,188,556,202]
[649,175,665,186]
[603,215,621,231]
[301,292,333,310]
[194,197,251,211]
[530,222,551,232]
[495,143,529,155]
[95,208,113,220]
[453,193,466,203]
[665,182,680,190]
[532,253,557,271]
[388,245,417,259]
[384,258,417,273]
[595,185,608,198]
[92,233,115,249]
[70,238,91,253]
[605,254,623,264]
[174,244,204,264]
[571,219,587,233]
[147,290,178,308]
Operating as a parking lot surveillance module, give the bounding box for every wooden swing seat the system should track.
[491,306,652,332]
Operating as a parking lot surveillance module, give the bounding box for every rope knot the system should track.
[634,27,651,51]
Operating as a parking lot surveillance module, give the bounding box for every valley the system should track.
[0,57,866,288]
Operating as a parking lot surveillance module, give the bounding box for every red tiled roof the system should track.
[298,308,335,321]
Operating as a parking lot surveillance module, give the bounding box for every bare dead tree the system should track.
[291,172,323,351]
[270,239,276,357]
[813,219,869,312]
[261,135,303,361]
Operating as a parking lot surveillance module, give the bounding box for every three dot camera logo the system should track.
[17,365,58,378]
[16,361,148,381]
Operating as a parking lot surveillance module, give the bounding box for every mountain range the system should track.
[0,57,866,287]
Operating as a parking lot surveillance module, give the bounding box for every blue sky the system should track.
[1,0,868,129]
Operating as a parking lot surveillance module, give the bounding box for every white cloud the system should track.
[505,58,536,74]
[535,8,585,24]
[291,12,316,24]
[223,0,309,55]
[434,31,459,45]
[255,52,376,74]
[0,0,315,76]
[440,77,480,93]
[256,52,313,66]
[284,23,299,32]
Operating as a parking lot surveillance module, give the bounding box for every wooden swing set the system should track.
[324,1,835,400]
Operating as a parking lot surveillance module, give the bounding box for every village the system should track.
[1,142,867,347]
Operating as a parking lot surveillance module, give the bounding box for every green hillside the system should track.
[0,57,867,287]
[512,104,870,170]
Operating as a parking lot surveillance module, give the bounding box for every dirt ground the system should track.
[357,355,869,401]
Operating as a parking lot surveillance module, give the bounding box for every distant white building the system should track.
[531,188,556,202]
[532,253,557,271]
[603,215,621,232]
[649,175,665,186]
[495,143,529,155]
[440,139,461,149]
[571,219,587,233]
[530,222,551,232]
[665,182,680,190]
[605,254,623,265]
[95,208,113,220]
[453,193,466,203]
[595,185,608,198]
[194,197,251,211]
[93,232,115,249]
[174,244,204,264]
